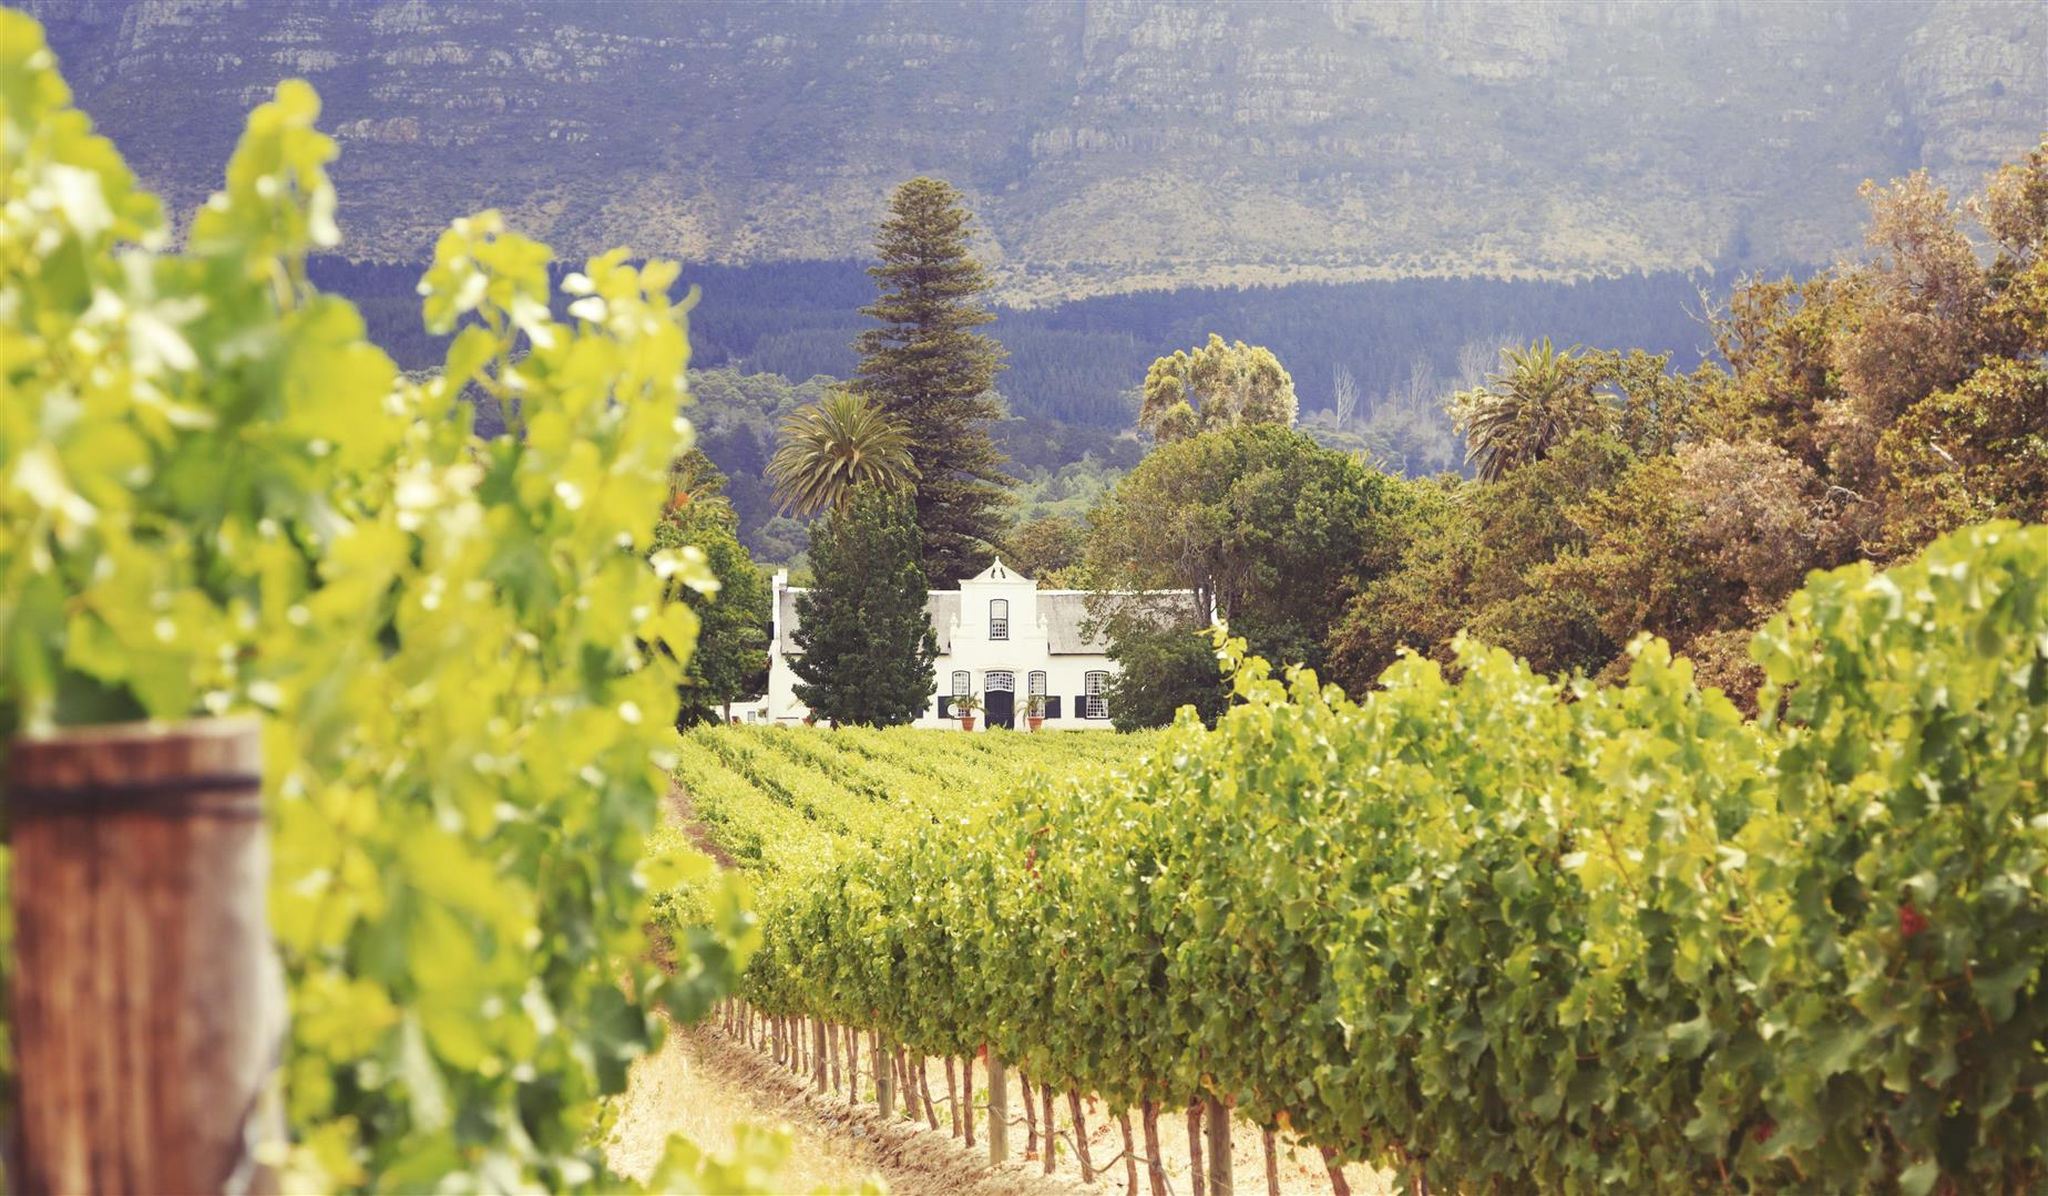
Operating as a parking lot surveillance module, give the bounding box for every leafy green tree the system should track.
[765,389,917,518]
[1137,334,1299,444]
[852,176,1012,585]
[659,458,770,726]
[1087,423,1402,678]
[1002,513,1088,582]
[1324,432,1635,690]
[791,487,937,725]
[1099,617,1227,731]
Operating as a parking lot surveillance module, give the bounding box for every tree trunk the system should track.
[944,1056,960,1137]
[1206,1098,1233,1196]
[845,1026,859,1100]
[1068,1091,1094,1182]
[828,1022,842,1094]
[8,718,283,1196]
[1140,1100,1168,1196]
[919,1056,940,1131]
[1120,1109,1139,1196]
[1262,1129,1280,1196]
[1321,1146,1352,1196]
[813,1019,828,1092]
[1041,1083,1057,1175]
[1022,1074,1039,1156]
[963,1056,976,1148]
[1187,1104,1208,1196]
[987,1056,1009,1164]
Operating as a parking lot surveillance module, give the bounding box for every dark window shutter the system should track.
[1044,696,1062,719]
[1075,694,1087,717]
[937,696,952,718]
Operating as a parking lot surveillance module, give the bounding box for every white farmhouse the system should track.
[766,560,1199,730]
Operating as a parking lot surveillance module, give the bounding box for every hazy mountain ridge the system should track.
[31,0,2046,302]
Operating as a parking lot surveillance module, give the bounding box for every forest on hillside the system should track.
[315,258,1731,435]
[313,257,1738,558]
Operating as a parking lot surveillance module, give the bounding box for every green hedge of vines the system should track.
[727,522,2046,1194]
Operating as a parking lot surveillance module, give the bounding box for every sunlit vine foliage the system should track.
[0,14,759,1189]
[698,524,2047,1195]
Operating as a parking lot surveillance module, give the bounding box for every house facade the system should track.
[766,560,1196,730]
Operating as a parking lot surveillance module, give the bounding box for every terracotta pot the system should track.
[959,716,976,731]
[1027,717,1044,731]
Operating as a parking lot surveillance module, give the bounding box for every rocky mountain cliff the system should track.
[30,0,2046,302]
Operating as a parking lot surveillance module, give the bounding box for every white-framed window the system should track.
[1084,670,1109,719]
[951,670,971,697]
[985,670,1016,693]
[1027,671,1047,697]
[990,598,1009,640]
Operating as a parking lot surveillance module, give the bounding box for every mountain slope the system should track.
[30,0,2046,301]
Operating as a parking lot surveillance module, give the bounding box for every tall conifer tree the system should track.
[791,487,938,726]
[853,177,1012,585]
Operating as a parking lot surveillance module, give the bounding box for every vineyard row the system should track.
[666,522,2048,1195]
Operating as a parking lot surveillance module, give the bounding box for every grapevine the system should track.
[0,17,755,1190]
[688,525,2048,1194]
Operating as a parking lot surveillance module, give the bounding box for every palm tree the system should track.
[664,448,734,520]
[1451,338,1604,482]
[766,389,918,517]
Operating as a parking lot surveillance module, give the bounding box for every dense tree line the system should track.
[1331,144,2048,703]
[309,256,1731,478]
[1077,142,2048,720]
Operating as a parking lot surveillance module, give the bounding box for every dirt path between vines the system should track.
[609,1020,1392,1196]
[608,1021,1090,1195]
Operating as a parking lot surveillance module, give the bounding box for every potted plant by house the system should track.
[953,693,981,731]
[1025,693,1046,731]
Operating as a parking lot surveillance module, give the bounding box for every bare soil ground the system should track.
[609,1021,1392,1196]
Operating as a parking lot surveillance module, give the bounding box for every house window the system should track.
[1028,671,1046,697]
[990,598,1009,640]
[951,670,971,697]
[985,670,1015,692]
[1084,670,1109,719]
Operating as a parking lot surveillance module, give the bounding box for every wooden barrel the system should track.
[8,718,282,1195]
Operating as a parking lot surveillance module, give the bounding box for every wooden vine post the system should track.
[987,1055,1010,1164]
[8,719,285,1196]
[874,1032,896,1118]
